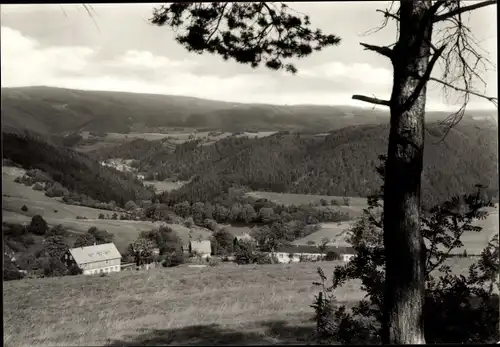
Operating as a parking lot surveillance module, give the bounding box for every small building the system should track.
[272,245,326,263]
[326,245,356,262]
[271,245,356,263]
[64,243,122,275]
[189,240,212,259]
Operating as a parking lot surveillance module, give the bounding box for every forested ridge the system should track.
[90,121,498,208]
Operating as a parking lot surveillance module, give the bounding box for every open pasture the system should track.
[3,262,360,346]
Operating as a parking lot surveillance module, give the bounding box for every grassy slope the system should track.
[4,258,478,346]
[2,167,211,253]
[1,262,361,346]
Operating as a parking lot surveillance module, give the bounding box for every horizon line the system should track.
[2,84,497,113]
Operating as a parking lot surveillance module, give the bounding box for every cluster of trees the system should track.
[126,226,185,267]
[3,132,154,207]
[154,192,351,226]
[3,215,117,281]
[4,216,76,280]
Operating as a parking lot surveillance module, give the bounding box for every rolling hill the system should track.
[1,132,154,206]
[3,86,494,135]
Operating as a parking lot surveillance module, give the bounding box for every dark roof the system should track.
[275,245,355,255]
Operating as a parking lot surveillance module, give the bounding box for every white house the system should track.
[64,243,122,275]
[271,245,356,264]
[189,240,212,259]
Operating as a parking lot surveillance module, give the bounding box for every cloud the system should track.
[1,26,94,87]
[299,62,392,87]
[0,25,495,111]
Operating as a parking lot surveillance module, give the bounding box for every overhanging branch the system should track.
[360,43,393,60]
[352,95,391,107]
[429,77,498,107]
[433,0,497,23]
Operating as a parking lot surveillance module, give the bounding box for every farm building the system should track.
[271,245,355,263]
[189,240,212,259]
[64,243,122,275]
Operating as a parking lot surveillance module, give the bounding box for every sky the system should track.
[1,2,497,111]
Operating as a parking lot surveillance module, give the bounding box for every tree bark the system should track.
[382,0,433,344]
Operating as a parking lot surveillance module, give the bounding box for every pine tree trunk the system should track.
[382,0,433,344]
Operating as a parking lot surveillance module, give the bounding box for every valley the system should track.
[2,86,498,346]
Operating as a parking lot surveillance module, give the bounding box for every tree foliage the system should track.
[151,2,340,73]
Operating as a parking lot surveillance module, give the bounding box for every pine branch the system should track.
[359,42,393,60]
[433,0,497,23]
[352,95,391,107]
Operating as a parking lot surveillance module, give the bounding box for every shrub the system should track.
[28,215,48,236]
[45,182,68,198]
[21,205,28,212]
[47,224,68,237]
[68,264,83,276]
[98,213,105,219]
[32,182,44,191]
[254,252,273,264]
[184,216,195,228]
[125,200,138,211]
[208,258,220,267]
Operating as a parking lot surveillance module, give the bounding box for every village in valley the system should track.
[2,2,499,346]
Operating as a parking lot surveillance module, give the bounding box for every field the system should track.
[143,180,190,193]
[245,191,368,219]
[1,262,358,346]
[4,257,482,347]
[76,130,277,152]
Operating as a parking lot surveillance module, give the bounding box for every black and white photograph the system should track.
[1,1,498,345]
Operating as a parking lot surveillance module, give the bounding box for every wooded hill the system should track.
[4,86,494,135]
[2,132,154,207]
[91,121,498,209]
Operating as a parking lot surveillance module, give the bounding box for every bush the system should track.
[28,215,48,236]
[125,200,138,211]
[45,182,68,198]
[32,182,44,191]
[21,205,28,212]
[208,258,220,267]
[68,264,83,276]
[98,213,105,219]
[184,216,195,228]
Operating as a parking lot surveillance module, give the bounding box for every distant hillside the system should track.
[133,121,497,209]
[5,86,493,135]
[2,132,153,206]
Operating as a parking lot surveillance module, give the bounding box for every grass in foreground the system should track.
[4,258,478,346]
[4,262,362,346]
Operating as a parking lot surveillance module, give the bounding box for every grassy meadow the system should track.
[3,257,481,347]
[4,262,360,346]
